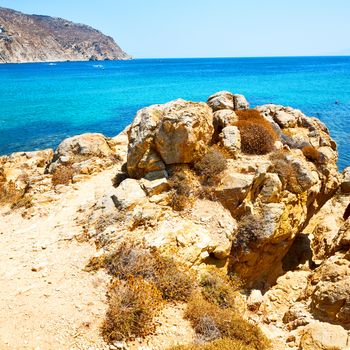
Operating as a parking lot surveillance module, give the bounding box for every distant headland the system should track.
[0,6,131,63]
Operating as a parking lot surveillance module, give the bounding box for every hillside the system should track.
[0,7,130,63]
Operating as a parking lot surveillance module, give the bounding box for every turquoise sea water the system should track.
[0,57,349,169]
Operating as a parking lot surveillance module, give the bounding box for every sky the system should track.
[1,0,350,58]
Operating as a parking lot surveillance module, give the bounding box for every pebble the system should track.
[31,260,47,272]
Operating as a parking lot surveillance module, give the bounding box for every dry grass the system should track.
[51,164,75,186]
[302,145,322,164]
[105,242,194,301]
[235,214,266,249]
[10,195,33,209]
[169,172,195,211]
[194,147,227,183]
[199,268,241,309]
[102,276,163,342]
[235,109,263,121]
[234,109,278,155]
[169,338,258,350]
[0,172,31,208]
[270,151,303,193]
[185,293,269,349]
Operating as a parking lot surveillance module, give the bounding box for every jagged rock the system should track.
[308,255,350,327]
[111,179,146,209]
[127,99,214,178]
[214,169,255,212]
[49,133,120,175]
[247,289,264,311]
[0,149,54,206]
[308,194,349,261]
[140,177,170,197]
[207,91,249,112]
[299,321,349,350]
[341,167,350,193]
[213,109,238,131]
[207,91,235,111]
[219,126,241,157]
[273,110,298,128]
[54,133,114,160]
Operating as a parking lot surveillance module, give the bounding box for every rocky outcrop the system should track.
[0,132,126,207]
[0,6,130,63]
[124,92,340,287]
[1,90,349,350]
[127,99,214,178]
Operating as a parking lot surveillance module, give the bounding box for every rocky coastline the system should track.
[0,91,349,349]
[0,7,130,64]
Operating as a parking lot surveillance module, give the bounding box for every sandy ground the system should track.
[0,169,117,350]
[0,166,196,350]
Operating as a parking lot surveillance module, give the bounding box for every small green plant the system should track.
[102,276,163,342]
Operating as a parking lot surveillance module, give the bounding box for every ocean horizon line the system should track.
[1,54,350,66]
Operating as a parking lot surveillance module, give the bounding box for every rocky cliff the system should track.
[0,92,349,350]
[0,7,130,63]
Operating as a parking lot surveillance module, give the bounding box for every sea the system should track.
[0,56,349,170]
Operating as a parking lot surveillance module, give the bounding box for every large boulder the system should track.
[49,133,120,175]
[127,99,214,178]
[299,321,349,350]
[54,133,114,160]
[207,91,249,112]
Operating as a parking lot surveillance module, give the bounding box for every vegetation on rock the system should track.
[234,109,278,155]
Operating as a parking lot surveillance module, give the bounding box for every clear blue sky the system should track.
[1,0,350,58]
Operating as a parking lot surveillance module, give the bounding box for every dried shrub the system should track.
[95,211,126,235]
[200,268,241,309]
[236,121,277,155]
[0,172,30,207]
[235,109,264,121]
[102,276,162,342]
[11,195,33,209]
[106,242,156,280]
[169,172,194,211]
[302,145,322,164]
[51,164,75,186]
[234,109,278,155]
[84,254,107,272]
[105,242,194,301]
[169,338,257,350]
[185,293,269,349]
[194,147,227,182]
[153,254,194,301]
[270,152,302,193]
[235,214,266,249]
